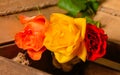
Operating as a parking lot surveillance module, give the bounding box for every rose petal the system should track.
[77,42,87,62]
[27,46,46,60]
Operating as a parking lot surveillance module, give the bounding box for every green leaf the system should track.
[87,0,99,12]
[89,0,97,2]
[71,0,87,11]
[58,0,80,16]
[92,2,99,11]
[58,0,100,17]
[81,12,90,17]
[86,16,100,28]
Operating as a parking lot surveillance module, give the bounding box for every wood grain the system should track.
[0,56,50,75]
[94,11,120,43]
[101,0,120,11]
[0,0,58,15]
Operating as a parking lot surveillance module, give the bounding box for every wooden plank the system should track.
[0,0,58,15]
[95,58,120,71]
[101,0,120,11]
[94,11,120,43]
[0,15,23,44]
[0,56,50,75]
[84,61,120,75]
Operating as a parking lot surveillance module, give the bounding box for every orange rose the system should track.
[15,15,49,60]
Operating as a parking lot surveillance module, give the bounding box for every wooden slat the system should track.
[0,56,50,75]
[101,0,120,11]
[84,61,120,75]
[95,58,120,71]
[0,0,58,15]
[94,11,120,43]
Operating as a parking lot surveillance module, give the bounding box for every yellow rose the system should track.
[44,13,87,63]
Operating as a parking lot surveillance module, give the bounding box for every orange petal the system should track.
[19,15,48,25]
[15,31,25,49]
[33,15,46,24]
[19,15,28,24]
[27,46,46,60]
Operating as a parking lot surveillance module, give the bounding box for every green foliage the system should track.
[58,0,80,16]
[58,0,99,17]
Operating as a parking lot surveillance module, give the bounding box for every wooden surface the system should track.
[84,62,120,75]
[0,0,120,45]
[0,56,50,75]
[0,0,58,15]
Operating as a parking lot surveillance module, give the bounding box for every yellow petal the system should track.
[50,13,74,24]
[44,13,79,52]
[74,18,86,40]
[77,42,87,62]
[54,52,75,63]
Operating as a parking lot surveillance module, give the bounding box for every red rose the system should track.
[85,24,108,61]
[15,15,49,60]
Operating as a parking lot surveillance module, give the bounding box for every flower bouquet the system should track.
[14,0,108,74]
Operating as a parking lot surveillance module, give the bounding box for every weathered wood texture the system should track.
[0,56,50,75]
[84,62,120,75]
[94,0,120,43]
[100,0,120,11]
[0,0,58,15]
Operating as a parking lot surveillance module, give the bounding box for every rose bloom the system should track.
[15,15,49,60]
[85,24,108,61]
[44,13,87,63]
